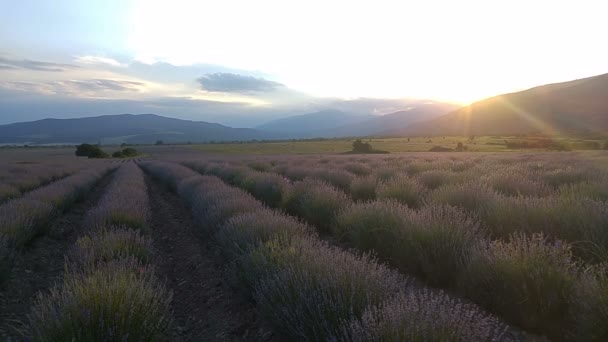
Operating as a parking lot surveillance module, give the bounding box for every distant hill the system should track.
[256,103,457,138]
[327,102,458,137]
[391,73,608,137]
[256,110,373,135]
[0,114,278,145]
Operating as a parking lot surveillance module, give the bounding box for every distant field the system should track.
[191,135,606,154]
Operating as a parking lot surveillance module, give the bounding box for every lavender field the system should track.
[1,147,607,341]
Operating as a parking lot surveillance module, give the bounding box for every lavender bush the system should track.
[68,226,153,272]
[28,258,172,342]
[342,289,512,342]
[460,233,578,337]
[243,235,406,341]
[573,263,608,341]
[335,201,483,287]
[217,209,315,260]
[377,175,425,208]
[349,176,378,202]
[284,178,349,232]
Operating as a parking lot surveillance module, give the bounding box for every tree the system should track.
[75,143,97,157]
[456,142,465,151]
[155,140,164,145]
[112,151,125,158]
[352,139,372,153]
[122,147,138,157]
[75,144,108,158]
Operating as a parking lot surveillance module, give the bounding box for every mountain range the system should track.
[391,73,608,136]
[0,73,606,145]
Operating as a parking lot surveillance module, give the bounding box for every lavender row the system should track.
[263,157,608,248]
[143,161,511,341]
[84,162,150,231]
[26,163,172,341]
[0,161,94,203]
[0,166,115,285]
[211,157,608,261]
[188,160,608,341]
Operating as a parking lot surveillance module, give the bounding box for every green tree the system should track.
[352,139,373,153]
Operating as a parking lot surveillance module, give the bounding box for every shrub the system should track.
[282,166,310,181]
[243,236,406,340]
[69,226,153,272]
[217,209,315,260]
[335,201,483,287]
[481,196,608,256]
[349,176,378,201]
[190,185,264,233]
[460,233,578,337]
[486,171,553,197]
[429,181,498,212]
[373,167,400,182]
[0,184,20,202]
[342,289,510,341]
[28,259,172,342]
[242,172,292,208]
[344,163,371,176]
[310,168,354,191]
[248,161,272,172]
[558,181,608,201]
[377,175,425,208]
[416,170,455,190]
[573,263,608,341]
[284,178,349,232]
[0,199,54,247]
[544,168,589,188]
[0,235,14,286]
[112,151,124,158]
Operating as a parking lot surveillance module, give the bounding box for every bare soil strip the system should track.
[0,172,115,340]
[145,175,282,342]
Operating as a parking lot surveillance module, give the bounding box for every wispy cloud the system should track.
[0,56,78,72]
[74,55,126,67]
[197,73,284,93]
[0,79,145,96]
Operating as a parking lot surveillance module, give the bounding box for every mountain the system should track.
[390,73,608,137]
[0,114,278,145]
[326,102,459,137]
[256,103,457,138]
[256,110,373,135]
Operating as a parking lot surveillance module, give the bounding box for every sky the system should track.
[0,0,606,126]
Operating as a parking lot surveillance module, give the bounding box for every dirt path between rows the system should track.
[0,171,115,340]
[145,175,282,342]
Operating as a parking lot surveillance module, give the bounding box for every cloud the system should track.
[0,79,145,96]
[0,56,78,72]
[74,55,126,67]
[197,73,283,93]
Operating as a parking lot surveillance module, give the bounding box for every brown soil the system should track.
[0,171,115,340]
[145,175,282,342]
